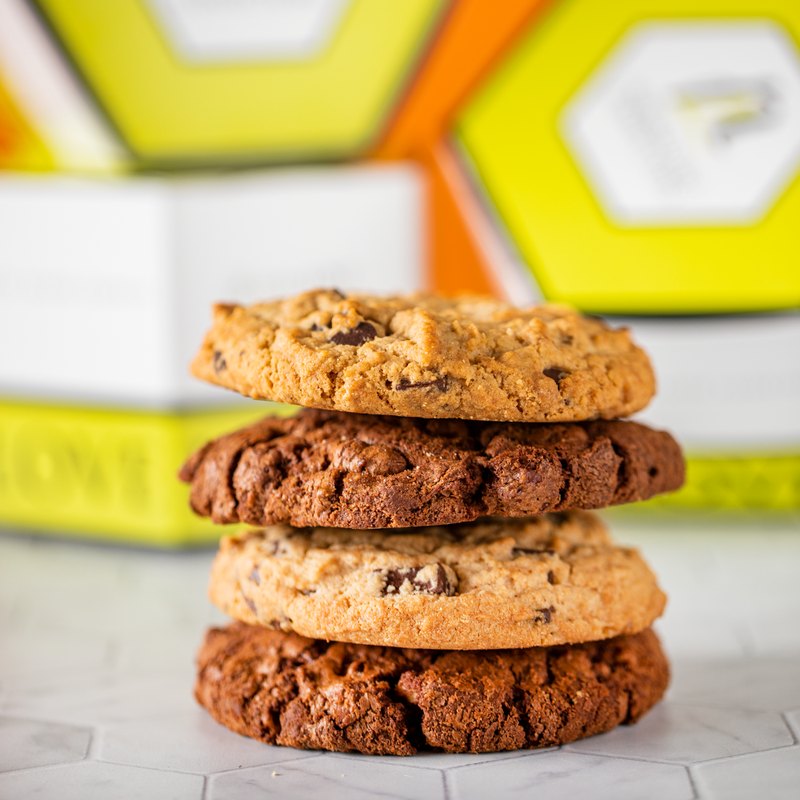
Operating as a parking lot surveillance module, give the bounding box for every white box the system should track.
[620,312,800,451]
[0,164,425,407]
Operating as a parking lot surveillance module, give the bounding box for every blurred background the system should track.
[1,0,798,546]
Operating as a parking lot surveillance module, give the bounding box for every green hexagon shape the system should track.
[458,0,800,314]
[34,0,447,166]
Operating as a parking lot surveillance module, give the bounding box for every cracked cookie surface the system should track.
[208,511,665,650]
[179,409,684,528]
[190,289,656,422]
[195,622,669,755]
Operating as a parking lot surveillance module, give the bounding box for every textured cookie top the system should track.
[180,409,684,528]
[191,289,656,421]
[209,511,666,650]
[196,622,669,755]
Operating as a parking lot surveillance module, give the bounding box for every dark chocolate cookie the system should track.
[179,409,684,528]
[195,622,669,756]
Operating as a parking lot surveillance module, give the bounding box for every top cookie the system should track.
[191,289,656,422]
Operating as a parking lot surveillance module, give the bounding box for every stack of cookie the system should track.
[180,290,684,755]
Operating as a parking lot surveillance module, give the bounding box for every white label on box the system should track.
[172,165,424,404]
[145,0,351,63]
[561,21,800,225]
[0,165,423,407]
[621,313,800,450]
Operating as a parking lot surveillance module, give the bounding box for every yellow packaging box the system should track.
[0,399,293,547]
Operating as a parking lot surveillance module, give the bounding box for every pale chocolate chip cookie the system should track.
[208,511,666,650]
[190,290,655,422]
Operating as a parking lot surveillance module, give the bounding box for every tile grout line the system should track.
[687,764,705,800]
[781,711,800,744]
[89,757,220,777]
[442,768,453,800]
[204,753,319,776]
[86,725,103,760]
[685,741,800,768]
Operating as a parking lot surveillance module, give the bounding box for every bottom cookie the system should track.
[195,622,668,756]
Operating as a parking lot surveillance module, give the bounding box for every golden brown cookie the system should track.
[195,622,669,755]
[208,511,666,650]
[191,289,656,422]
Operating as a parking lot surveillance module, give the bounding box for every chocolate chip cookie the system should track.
[208,511,665,650]
[195,622,669,755]
[180,409,684,528]
[190,289,655,422]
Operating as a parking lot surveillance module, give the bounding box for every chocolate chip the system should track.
[539,605,555,624]
[213,351,227,373]
[248,567,260,585]
[329,321,377,346]
[544,368,569,386]
[547,570,555,584]
[361,444,408,476]
[395,376,448,392]
[513,547,556,557]
[243,595,257,614]
[310,323,326,332]
[382,564,457,596]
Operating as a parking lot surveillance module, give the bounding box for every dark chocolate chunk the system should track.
[544,368,569,386]
[395,376,448,392]
[213,351,227,373]
[538,605,556,624]
[310,323,326,332]
[382,564,456,596]
[513,548,556,557]
[242,595,257,614]
[361,445,408,476]
[547,570,555,585]
[248,567,260,585]
[329,321,377,346]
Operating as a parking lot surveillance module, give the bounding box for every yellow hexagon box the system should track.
[33,0,447,166]
[457,0,800,314]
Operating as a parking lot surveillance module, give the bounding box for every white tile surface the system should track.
[0,761,204,800]
[0,670,196,727]
[785,708,800,740]
[0,717,90,772]
[448,752,693,800]
[99,709,313,774]
[208,754,446,800]
[334,747,555,770]
[692,745,800,800]
[668,657,800,712]
[1,515,799,798]
[566,703,793,763]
